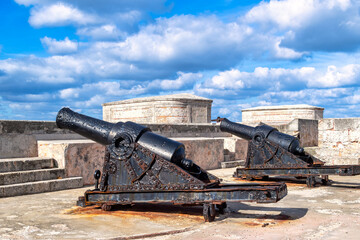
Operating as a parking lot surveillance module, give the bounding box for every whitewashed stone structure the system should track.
[242,104,324,124]
[102,93,212,124]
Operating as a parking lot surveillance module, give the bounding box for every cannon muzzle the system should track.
[219,118,304,155]
[56,108,189,167]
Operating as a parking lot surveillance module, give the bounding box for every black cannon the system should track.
[216,117,360,187]
[56,108,287,222]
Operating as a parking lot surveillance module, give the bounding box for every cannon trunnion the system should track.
[56,108,287,222]
[218,118,360,187]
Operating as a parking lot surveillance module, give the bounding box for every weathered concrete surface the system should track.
[242,104,324,124]
[38,140,105,185]
[0,157,55,173]
[0,120,84,159]
[146,123,231,138]
[175,138,224,170]
[286,119,318,147]
[103,93,213,124]
[0,177,83,198]
[1,168,360,240]
[314,118,360,165]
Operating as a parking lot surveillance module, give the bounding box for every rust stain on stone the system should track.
[64,205,204,222]
[242,214,292,228]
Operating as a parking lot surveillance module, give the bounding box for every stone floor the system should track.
[1,168,360,240]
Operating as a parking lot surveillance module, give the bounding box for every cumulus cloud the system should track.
[29,3,97,27]
[201,63,360,96]
[308,64,360,88]
[104,14,306,72]
[209,69,245,89]
[245,0,360,52]
[244,0,316,29]
[41,37,78,54]
[148,72,203,90]
[59,82,122,100]
[77,24,125,40]
[204,66,315,92]
[4,0,360,121]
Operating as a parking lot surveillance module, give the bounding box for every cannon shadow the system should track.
[226,202,308,221]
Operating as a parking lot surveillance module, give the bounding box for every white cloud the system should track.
[210,69,245,89]
[115,15,265,64]
[308,64,360,88]
[77,24,125,40]
[149,72,203,90]
[273,38,306,59]
[244,0,351,29]
[261,88,349,106]
[59,88,79,99]
[77,95,106,108]
[59,82,122,100]
[41,37,78,55]
[29,3,97,27]
[245,0,360,52]
[204,67,315,91]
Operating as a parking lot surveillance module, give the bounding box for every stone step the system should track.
[0,177,83,198]
[221,160,246,168]
[0,168,65,185]
[0,157,56,173]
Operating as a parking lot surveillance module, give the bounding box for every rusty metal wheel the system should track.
[203,203,216,222]
[101,203,112,211]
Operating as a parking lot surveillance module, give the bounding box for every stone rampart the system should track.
[308,118,360,165]
[0,120,229,159]
[0,120,82,159]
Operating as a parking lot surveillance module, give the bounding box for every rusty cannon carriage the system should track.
[216,117,360,187]
[56,108,287,222]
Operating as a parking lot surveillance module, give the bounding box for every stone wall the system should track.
[103,93,212,124]
[307,118,360,165]
[145,123,231,138]
[38,140,105,185]
[0,120,229,159]
[0,120,82,159]
[242,104,324,124]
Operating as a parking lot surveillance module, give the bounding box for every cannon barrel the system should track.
[56,108,186,166]
[220,118,304,155]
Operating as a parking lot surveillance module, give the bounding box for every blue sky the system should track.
[0,0,360,121]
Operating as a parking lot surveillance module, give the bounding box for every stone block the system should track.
[234,138,249,160]
[0,134,38,159]
[171,137,224,170]
[38,140,105,185]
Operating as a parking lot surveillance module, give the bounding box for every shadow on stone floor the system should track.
[226,203,308,221]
